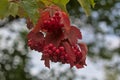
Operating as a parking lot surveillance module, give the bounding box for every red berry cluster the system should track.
[42,43,70,63]
[28,39,43,52]
[42,11,64,32]
[27,32,45,52]
[27,5,87,69]
[73,45,83,64]
[41,43,83,67]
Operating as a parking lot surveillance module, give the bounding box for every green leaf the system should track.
[89,0,95,8]
[39,0,51,6]
[17,6,28,18]
[0,0,9,18]
[52,0,69,12]
[7,3,19,17]
[78,0,91,16]
[20,0,40,24]
[36,0,45,9]
[39,0,69,12]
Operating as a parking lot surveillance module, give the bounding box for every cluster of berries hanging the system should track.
[27,5,88,69]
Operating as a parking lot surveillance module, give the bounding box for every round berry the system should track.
[49,43,53,48]
[55,11,59,16]
[52,47,57,52]
[48,50,52,54]
[59,46,64,51]
[55,49,60,54]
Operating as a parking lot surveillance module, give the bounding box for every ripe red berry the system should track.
[55,49,60,54]
[55,11,60,16]
[27,6,87,69]
[52,46,57,52]
[49,43,54,48]
[59,46,64,51]
[48,50,52,54]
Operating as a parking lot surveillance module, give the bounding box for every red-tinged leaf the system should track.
[75,64,84,68]
[27,31,45,52]
[27,31,44,42]
[33,9,50,33]
[45,30,64,47]
[61,12,71,32]
[78,43,88,61]
[62,41,76,67]
[75,56,87,68]
[77,43,88,67]
[76,59,87,69]
[65,26,82,45]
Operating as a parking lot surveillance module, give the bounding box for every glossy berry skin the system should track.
[27,5,87,69]
[42,11,64,32]
[41,43,84,68]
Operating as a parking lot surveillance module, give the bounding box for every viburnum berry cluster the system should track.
[27,5,88,69]
[42,11,64,32]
